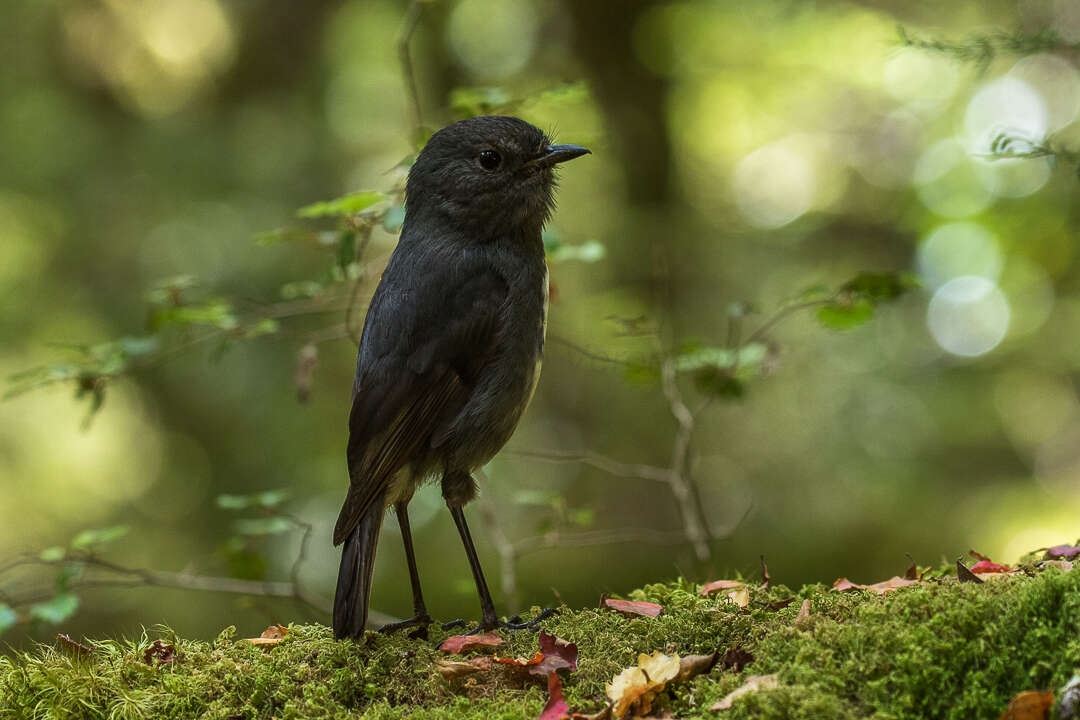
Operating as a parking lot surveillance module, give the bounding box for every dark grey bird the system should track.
[333,116,590,641]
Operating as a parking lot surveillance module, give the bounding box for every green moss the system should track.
[2,569,1078,719]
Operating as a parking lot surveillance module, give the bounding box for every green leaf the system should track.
[216,494,250,510]
[29,593,79,624]
[382,205,405,233]
[71,525,129,549]
[150,300,238,331]
[337,231,356,271]
[242,318,279,340]
[816,300,874,330]
[234,517,293,536]
[840,272,920,302]
[39,546,65,562]
[254,490,289,508]
[676,344,767,374]
[548,240,606,263]
[693,368,745,399]
[280,281,324,299]
[55,562,84,591]
[297,191,386,219]
[0,604,17,634]
[570,508,596,527]
[450,87,511,118]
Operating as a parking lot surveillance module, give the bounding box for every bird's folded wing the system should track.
[333,266,508,545]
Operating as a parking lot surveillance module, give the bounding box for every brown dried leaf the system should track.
[57,634,94,657]
[759,555,771,589]
[602,597,663,618]
[720,647,754,673]
[440,632,504,654]
[765,597,796,611]
[246,624,289,647]
[998,689,1053,720]
[832,575,919,595]
[794,598,811,627]
[700,580,744,596]
[711,673,779,711]
[143,640,176,665]
[678,652,719,682]
[725,586,751,609]
[1040,559,1075,572]
[436,655,492,680]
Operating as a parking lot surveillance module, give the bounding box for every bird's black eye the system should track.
[478,149,502,171]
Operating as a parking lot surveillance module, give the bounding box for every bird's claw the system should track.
[378,614,433,640]
[440,607,558,635]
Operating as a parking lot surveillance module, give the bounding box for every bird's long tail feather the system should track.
[333,496,384,640]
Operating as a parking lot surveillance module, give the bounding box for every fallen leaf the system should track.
[759,555,771,589]
[970,550,1011,574]
[832,576,919,595]
[725,586,751,609]
[143,640,176,665]
[606,651,680,719]
[246,624,289,647]
[533,630,578,676]
[440,633,503,654]
[720,647,754,673]
[602,598,662,618]
[998,689,1053,720]
[957,559,984,584]
[765,597,796,611]
[1058,674,1080,720]
[903,560,919,580]
[1046,544,1080,560]
[538,672,569,720]
[56,634,94,657]
[794,598,811,627]
[1040,559,1074,572]
[678,652,719,682]
[711,674,779,711]
[569,709,612,720]
[494,651,544,668]
[700,580,744,596]
[436,656,492,680]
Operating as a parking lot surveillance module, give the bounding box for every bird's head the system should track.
[404,115,589,237]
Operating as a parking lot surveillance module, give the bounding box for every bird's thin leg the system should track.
[377,502,433,638]
[439,502,558,636]
[448,503,499,630]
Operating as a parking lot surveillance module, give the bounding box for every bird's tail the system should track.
[333,497,384,640]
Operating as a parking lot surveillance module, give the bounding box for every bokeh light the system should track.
[963,76,1047,154]
[917,222,1002,290]
[448,0,538,79]
[927,276,1010,357]
[913,139,993,217]
[733,140,814,229]
[882,48,959,113]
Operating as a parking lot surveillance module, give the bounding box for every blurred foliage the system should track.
[3,0,1080,647]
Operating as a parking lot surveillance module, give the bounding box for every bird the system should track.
[332,115,590,641]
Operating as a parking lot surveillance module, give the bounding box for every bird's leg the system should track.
[440,492,557,636]
[377,502,433,639]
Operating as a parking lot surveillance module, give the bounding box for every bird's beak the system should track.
[528,144,591,168]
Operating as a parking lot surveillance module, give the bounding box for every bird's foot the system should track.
[378,613,433,640]
[440,607,558,635]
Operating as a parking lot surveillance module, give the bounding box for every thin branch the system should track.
[744,299,831,346]
[397,0,425,138]
[660,356,712,561]
[512,527,689,556]
[509,447,672,484]
[548,334,632,367]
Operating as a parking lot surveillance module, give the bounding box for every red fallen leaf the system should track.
[534,630,578,676]
[970,550,1011,573]
[440,633,503,654]
[602,598,662,618]
[494,651,544,668]
[832,577,860,592]
[537,671,569,720]
[700,580,744,596]
[1047,544,1080,559]
[998,689,1053,720]
[143,640,176,665]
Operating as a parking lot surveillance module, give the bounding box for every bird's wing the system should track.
[333,260,508,545]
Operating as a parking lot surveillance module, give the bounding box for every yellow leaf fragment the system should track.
[606,651,680,719]
[244,624,288,647]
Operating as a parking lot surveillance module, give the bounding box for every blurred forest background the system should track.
[4,0,1080,647]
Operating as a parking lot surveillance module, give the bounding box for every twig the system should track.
[397,0,426,138]
[548,335,631,367]
[660,356,712,561]
[744,299,831,346]
[508,447,672,484]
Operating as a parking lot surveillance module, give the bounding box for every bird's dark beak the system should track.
[529,144,591,168]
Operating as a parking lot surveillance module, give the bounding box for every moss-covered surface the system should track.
[2,568,1078,719]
